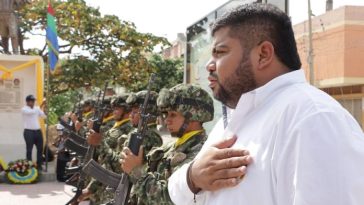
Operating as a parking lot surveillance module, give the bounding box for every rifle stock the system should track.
[82,159,131,205]
[63,129,87,145]
[64,139,88,156]
[65,82,109,205]
[116,74,156,205]
[65,165,82,176]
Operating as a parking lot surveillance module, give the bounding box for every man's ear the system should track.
[256,41,274,70]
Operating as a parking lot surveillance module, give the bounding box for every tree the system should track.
[0,0,185,122]
[2,0,169,93]
[149,54,183,92]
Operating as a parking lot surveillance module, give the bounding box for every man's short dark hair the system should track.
[25,95,36,102]
[211,3,301,70]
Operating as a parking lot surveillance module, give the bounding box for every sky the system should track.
[84,0,364,41]
[22,0,364,51]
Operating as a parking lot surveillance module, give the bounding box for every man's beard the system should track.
[210,54,257,108]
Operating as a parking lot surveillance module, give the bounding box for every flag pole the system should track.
[45,65,50,172]
[45,0,59,173]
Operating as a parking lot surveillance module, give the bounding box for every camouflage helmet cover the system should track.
[82,99,95,107]
[126,90,159,115]
[102,96,113,107]
[111,93,130,110]
[157,84,214,123]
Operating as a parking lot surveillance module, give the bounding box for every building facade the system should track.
[295,6,364,128]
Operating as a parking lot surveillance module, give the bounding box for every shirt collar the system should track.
[235,69,306,117]
[112,118,130,129]
[102,115,114,123]
[175,130,204,148]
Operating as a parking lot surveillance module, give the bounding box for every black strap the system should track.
[174,97,213,114]
[176,113,191,138]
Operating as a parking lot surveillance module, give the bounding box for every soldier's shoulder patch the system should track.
[170,152,187,167]
[148,147,165,162]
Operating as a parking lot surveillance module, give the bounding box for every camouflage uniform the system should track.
[88,95,133,204]
[129,84,214,205]
[103,90,163,173]
[130,131,207,205]
[88,114,116,204]
[97,90,164,204]
[89,118,133,204]
[100,114,115,134]
[78,99,95,137]
[99,96,116,134]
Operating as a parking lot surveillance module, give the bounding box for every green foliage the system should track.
[48,90,78,124]
[0,0,184,119]
[149,54,184,92]
[13,0,170,93]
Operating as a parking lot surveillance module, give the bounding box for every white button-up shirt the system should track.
[21,106,46,130]
[168,70,364,205]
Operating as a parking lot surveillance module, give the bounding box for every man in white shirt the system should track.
[21,95,46,171]
[168,3,364,205]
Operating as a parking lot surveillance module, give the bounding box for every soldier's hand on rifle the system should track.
[86,120,94,130]
[70,113,78,123]
[63,112,72,121]
[77,188,92,202]
[70,157,79,166]
[75,121,82,131]
[120,147,144,174]
[87,130,102,146]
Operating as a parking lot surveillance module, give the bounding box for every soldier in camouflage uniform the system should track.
[78,94,133,204]
[66,99,96,172]
[71,99,95,137]
[93,90,164,204]
[120,84,214,205]
[88,96,115,134]
[123,90,163,154]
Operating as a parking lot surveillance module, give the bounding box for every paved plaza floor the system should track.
[0,182,90,205]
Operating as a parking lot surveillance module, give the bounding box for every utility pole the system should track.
[308,0,314,85]
[326,0,333,11]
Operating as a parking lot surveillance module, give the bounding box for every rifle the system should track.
[74,94,83,123]
[83,74,156,205]
[59,118,87,145]
[64,139,88,157]
[64,93,83,131]
[64,129,87,145]
[65,165,83,176]
[65,82,109,205]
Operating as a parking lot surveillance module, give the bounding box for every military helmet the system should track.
[157,84,214,123]
[111,93,130,111]
[82,99,95,107]
[126,90,159,115]
[101,96,113,108]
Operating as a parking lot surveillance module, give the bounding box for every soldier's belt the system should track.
[64,139,88,156]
